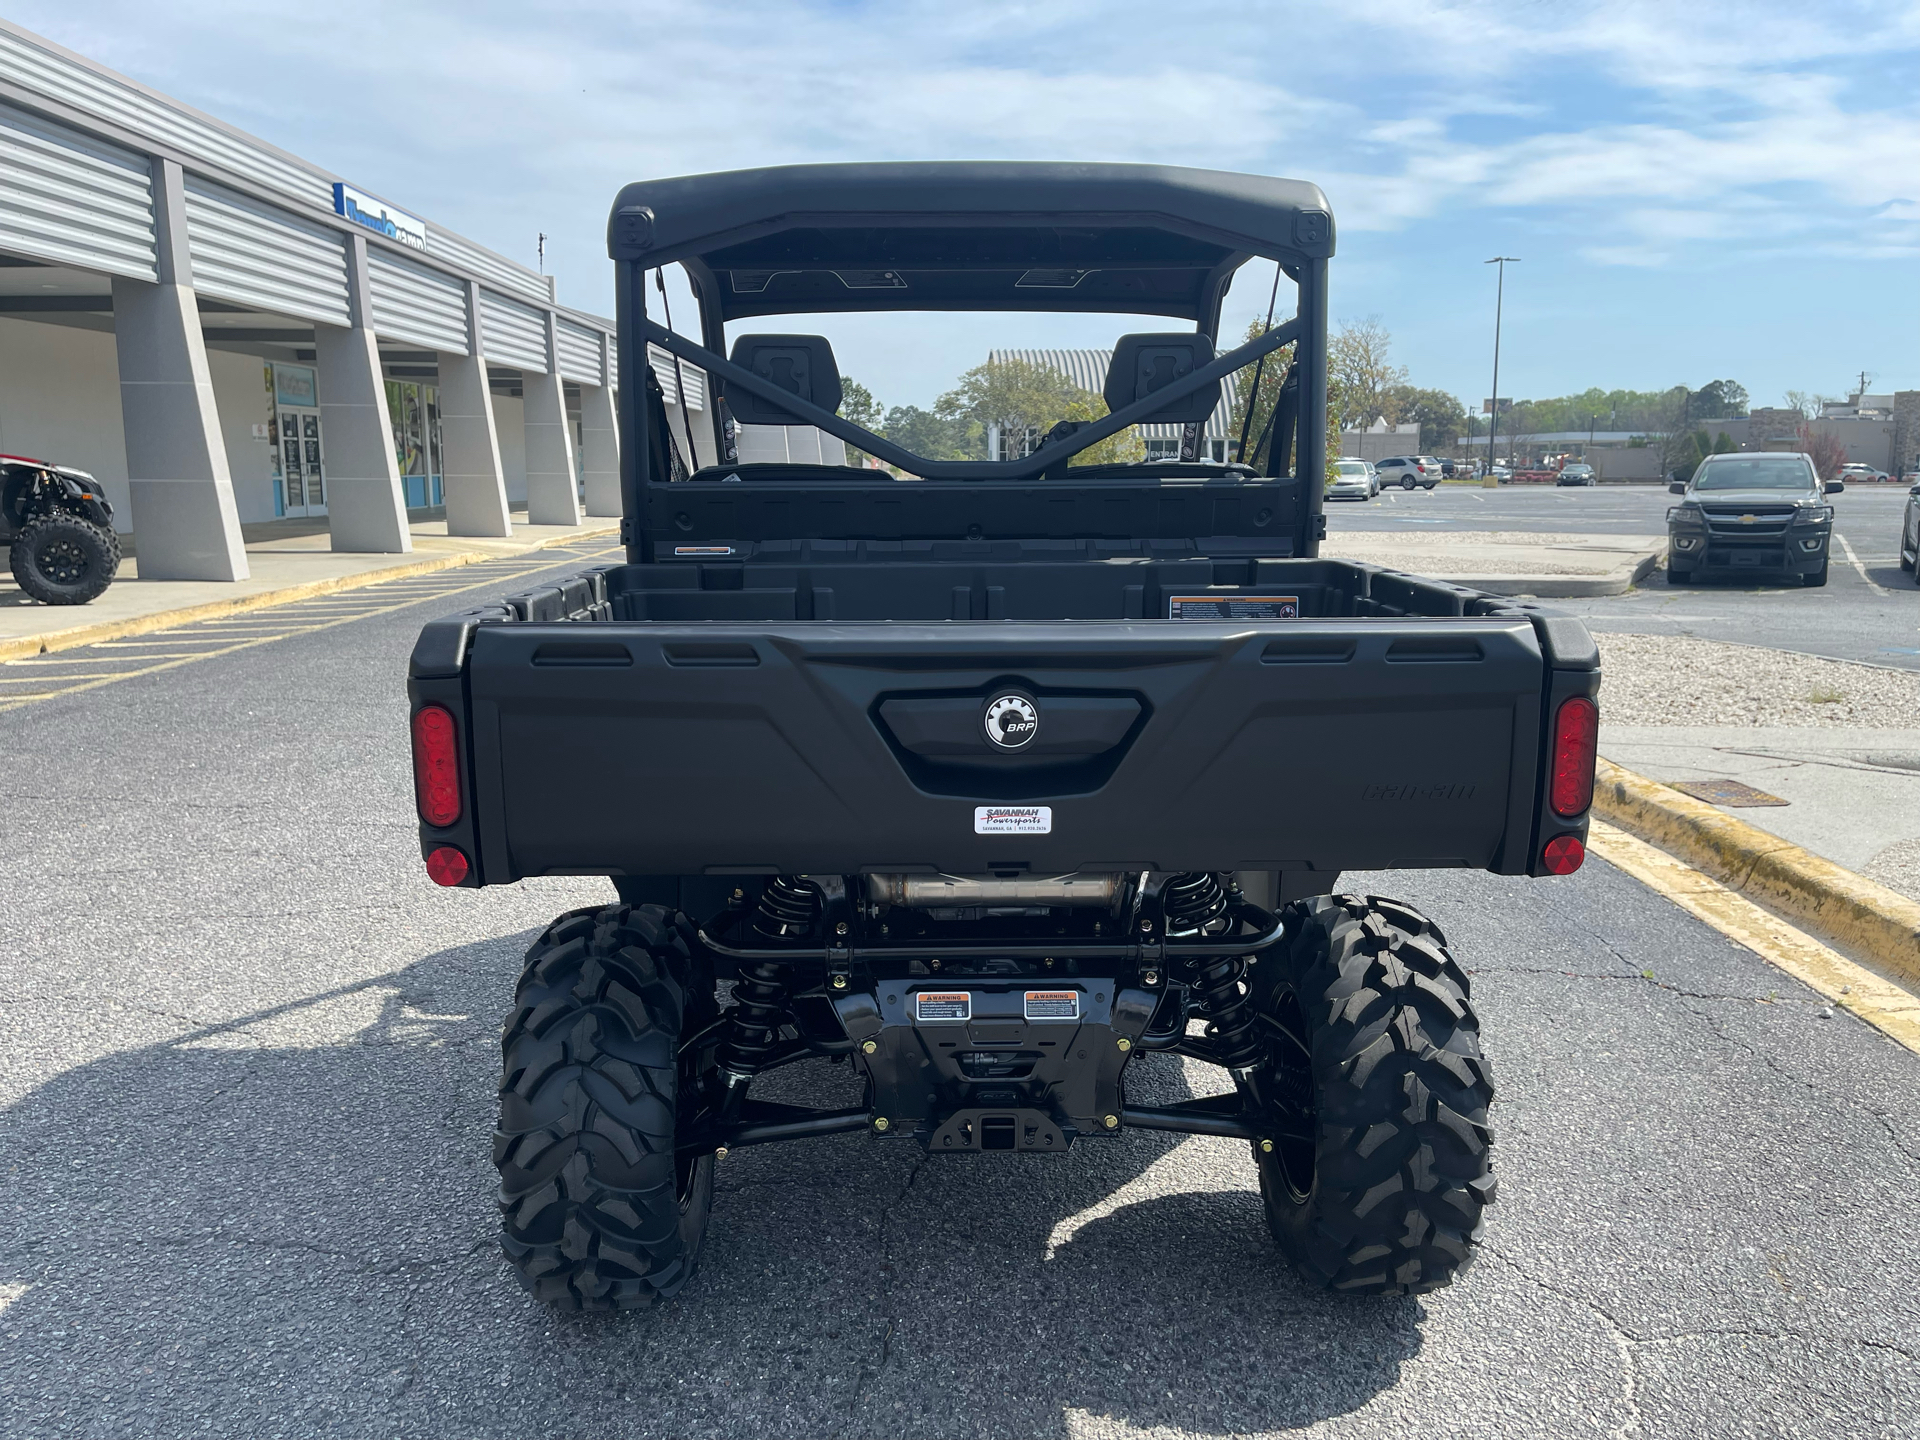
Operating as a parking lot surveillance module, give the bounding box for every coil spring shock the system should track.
[714,878,816,1117]
[753,875,820,939]
[1167,873,1262,1071]
[1189,952,1263,1071]
[1163,871,1229,935]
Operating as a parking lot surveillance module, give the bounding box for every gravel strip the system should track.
[1597,633,1920,728]
[1324,531,1660,577]
[1863,836,1920,906]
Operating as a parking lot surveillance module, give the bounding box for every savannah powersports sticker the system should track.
[975,806,1051,834]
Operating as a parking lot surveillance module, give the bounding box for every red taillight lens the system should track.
[425,845,469,886]
[411,704,461,827]
[1542,834,1585,875]
[1551,695,1599,818]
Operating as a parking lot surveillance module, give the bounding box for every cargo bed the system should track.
[408,556,1599,884]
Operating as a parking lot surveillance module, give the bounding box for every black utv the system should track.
[2,455,120,604]
[406,163,1602,1309]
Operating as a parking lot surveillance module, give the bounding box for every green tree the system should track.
[839,375,883,466]
[1384,384,1468,451]
[936,357,1142,467]
[882,404,980,464]
[1690,379,1748,418]
[1225,316,1294,468]
[1327,318,1408,435]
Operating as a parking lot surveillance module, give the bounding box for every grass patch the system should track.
[1806,686,1847,705]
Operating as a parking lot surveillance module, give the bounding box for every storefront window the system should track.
[387,380,444,510]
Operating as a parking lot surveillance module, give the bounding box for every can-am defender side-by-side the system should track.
[405,163,1601,1309]
[1,455,119,604]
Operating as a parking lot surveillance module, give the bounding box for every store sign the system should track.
[332,182,427,253]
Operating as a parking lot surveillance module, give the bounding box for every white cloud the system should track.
[10,0,1919,401]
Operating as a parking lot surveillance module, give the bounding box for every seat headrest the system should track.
[726,334,842,426]
[1104,334,1218,425]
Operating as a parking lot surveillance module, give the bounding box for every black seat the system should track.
[725,335,842,425]
[1104,334,1218,424]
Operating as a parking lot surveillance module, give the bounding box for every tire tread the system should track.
[494,902,711,1311]
[1258,893,1495,1296]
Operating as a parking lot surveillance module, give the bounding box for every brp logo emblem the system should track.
[983,693,1040,751]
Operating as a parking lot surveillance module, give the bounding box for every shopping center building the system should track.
[0,18,715,581]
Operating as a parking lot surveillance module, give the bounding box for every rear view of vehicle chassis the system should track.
[492,864,1495,1310]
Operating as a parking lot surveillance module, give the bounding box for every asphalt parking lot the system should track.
[2,552,1917,1439]
[1326,483,1919,670]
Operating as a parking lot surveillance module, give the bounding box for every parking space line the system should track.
[0,546,620,713]
[1836,533,1889,595]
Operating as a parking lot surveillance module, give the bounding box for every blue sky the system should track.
[19,0,1920,413]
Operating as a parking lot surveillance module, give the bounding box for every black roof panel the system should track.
[608,162,1334,322]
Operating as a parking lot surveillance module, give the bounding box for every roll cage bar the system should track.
[609,162,1333,561]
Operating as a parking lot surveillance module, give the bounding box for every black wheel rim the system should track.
[37,538,89,585]
[1258,983,1318,1201]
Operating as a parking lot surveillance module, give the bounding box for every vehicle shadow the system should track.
[0,926,1423,1439]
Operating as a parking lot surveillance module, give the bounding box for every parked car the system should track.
[1900,479,1920,587]
[1485,462,1512,481]
[1,454,119,604]
[1667,452,1841,587]
[1440,459,1457,478]
[1557,463,1596,486]
[1325,459,1378,500]
[1839,463,1888,483]
[1375,456,1438,490]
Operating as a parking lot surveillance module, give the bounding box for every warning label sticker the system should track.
[1024,990,1080,1021]
[1166,595,1300,620]
[975,806,1052,834]
[915,991,972,1023]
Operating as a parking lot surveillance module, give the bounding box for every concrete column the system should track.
[113,157,249,581]
[579,380,621,517]
[313,235,410,553]
[437,280,511,537]
[522,312,581,526]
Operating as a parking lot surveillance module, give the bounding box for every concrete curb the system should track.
[0,525,617,664]
[1593,756,1920,985]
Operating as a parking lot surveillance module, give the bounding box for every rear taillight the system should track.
[1550,695,1599,817]
[411,704,461,827]
[1542,835,1585,874]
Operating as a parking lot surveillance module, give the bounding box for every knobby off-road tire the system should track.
[10,515,119,605]
[495,903,717,1310]
[1252,894,1496,1295]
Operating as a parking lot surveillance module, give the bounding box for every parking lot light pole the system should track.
[1484,257,1519,475]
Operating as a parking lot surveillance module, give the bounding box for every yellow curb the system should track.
[1588,820,1920,1057]
[1593,756,1920,986]
[0,525,617,664]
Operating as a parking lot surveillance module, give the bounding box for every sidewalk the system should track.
[0,512,618,660]
[1600,724,1920,905]
[1321,529,1664,596]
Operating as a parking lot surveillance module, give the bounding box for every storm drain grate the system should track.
[1667,778,1790,807]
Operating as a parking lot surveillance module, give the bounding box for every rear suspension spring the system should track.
[718,955,797,1081]
[1163,871,1230,935]
[753,875,820,939]
[1189,951,1263,1071]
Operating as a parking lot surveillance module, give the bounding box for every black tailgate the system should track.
[463,620,1546,880]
